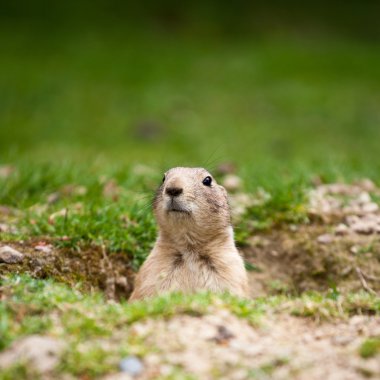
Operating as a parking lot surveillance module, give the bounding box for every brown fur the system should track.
[129,167,248,301]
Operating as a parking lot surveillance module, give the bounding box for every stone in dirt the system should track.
[362,202,379,213]
[317,234,334,244]
[119,356,144,377]
[308,182,380,218]
[0,335,64,373]
[210,325,235,344]
[309,180,380,239]
[34,243,53,254]
[335,223,349,235]
[346,214,380,235]
[0,245,24,264]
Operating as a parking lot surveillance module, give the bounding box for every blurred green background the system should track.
[1,0,380,177]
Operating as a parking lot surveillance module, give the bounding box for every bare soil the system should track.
[130,312,380,380]
[243,224,380,297]
[0,240,135,300]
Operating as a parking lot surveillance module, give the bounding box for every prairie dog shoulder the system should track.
[129,167,248,301]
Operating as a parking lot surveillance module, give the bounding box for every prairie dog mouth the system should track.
[166,199,191,214]
[167,205,191,214]
[168,209,190,214]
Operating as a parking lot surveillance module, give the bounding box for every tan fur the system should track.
[129,167,248,301]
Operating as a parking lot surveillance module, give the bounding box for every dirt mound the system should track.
[244,225,380,296]
[244,181,380,296]
[0,241,134,300]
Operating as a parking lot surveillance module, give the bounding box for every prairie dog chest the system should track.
[158,250,220,291]
[172,250,215,273]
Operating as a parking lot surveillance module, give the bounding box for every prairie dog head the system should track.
[153,167,231,235]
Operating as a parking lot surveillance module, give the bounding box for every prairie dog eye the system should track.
[162,175,166,183]
[202,176,212,186]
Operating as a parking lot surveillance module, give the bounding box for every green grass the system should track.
[290,291,380,321]
[0,363,37,380]
[2,29,380,168]
[359,338,380,359]
[2,29,380,166]
[248,357,289,379]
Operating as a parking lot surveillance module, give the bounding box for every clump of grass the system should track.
[234,177,310,246]
[0,363,37,380]
[359,338,380,359]
[290,291,380,321]
[243,179,309,233]
[248,357,289,378]
[267,280,291,295]
[59,344,117,378]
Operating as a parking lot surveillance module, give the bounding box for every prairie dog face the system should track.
[153,167,231,233]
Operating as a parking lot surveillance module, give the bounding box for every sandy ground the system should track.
[128,311,380,380]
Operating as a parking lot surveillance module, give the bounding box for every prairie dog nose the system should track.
[165,186,183,197]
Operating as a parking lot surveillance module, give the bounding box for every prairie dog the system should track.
[129,167,248,301]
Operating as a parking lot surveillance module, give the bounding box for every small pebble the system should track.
[357,192,371,204]
[335,223,349,235]
[210,325,235,344]
[350,246,359,254]
[34,245,53,254]
[331,335,353,346]
[351,222,375,235]
[0,246,24,264]
[317,234,334,244]
[362,202,379,213]
[119,356,143,377]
